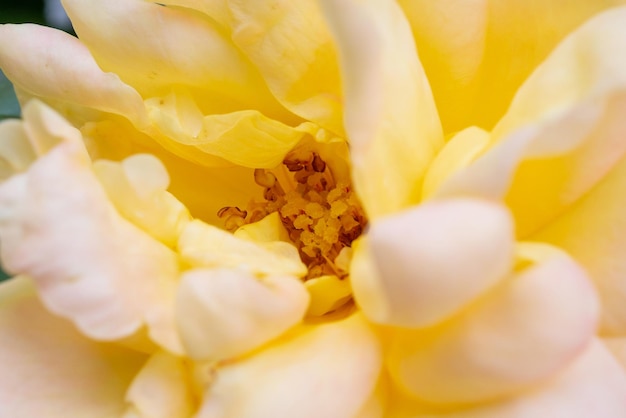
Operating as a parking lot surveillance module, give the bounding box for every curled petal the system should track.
[320,0,443,218]
[388,243,599,404]
[196,314,381,418]
[0,277,146,418]
[176,268,309,361]
[0,101,182,353]
[352,198,514,327]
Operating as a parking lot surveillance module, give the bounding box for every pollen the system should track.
[218,149,367,280]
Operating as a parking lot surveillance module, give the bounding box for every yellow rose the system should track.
[0,1,625,417]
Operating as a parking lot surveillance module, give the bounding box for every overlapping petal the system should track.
[387,243,598,404]
[0,101,182,353]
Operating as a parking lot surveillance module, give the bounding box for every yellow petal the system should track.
[61,0,280,113]
[196,314,381,418]
[438,6,626,237]
[401,0,626,133]
[123,351,195,418]
[228,0,344,134]
[146,90,306,168]
[305,274,352,317]
[178,219,306,278]
[0,277,146,417]
[533,156,626,336]
[0,24,147,125]
[388,243,599,404]
[320,0,443,218]
[176,268,309,361]
[352,198,514,327]
[0,101,182,353]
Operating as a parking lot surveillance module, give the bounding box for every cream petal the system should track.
[0,101,182,353]
[387,243,599,404]
[123,351,194,418]
[196,314,381,418]
[0,24,147,125]
[438,6,626,237]
[61,0,279,111]
[0,277,146,418]
[228,0,344,134]
[400,0,626,133]
[353,198,514,327]
[604,338,626,370]
[320,0,443,218]
[176,268,309,361]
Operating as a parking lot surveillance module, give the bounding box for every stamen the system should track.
[219,149,367,280]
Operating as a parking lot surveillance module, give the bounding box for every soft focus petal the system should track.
[0,277,146,418]
[123,351,194,418]
[401,0,626,133]
[534,157,626,335]
[0,101,182,353]
[196,314,381,418]
[604,338,626,370]
[388,243,599,404]
[176,268,309,361]
[178,219,306,278]
[438,6,626,237]
[61,0,279,113]
[389,340,626,417]
[352,198,514,327]
[229,0,344,134]
[0,24,147,125]
[321,0,443,218]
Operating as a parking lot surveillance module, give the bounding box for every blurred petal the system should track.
[389,340,626,417]
[534,156,626,335]
[176,268,308,361]
[0,101,182,353]
[604,338,626,370]
[438,6,626,237]
[401,0,626,133]
[321,0,443,218]
[196,314,381,418]
[123,351,194,418]
[353,198,514,327]
[388,243,599,404]
[229,0,344,134]
[0,277,146,418]
[0,24,146,125]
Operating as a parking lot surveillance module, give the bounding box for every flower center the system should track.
[219,148,367,280]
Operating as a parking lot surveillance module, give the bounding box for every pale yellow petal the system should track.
[401,0,626,133]
[438,6,626,237]
[353,198,514,327]
[124,351,194,418]
[388,243,599,404]
[176,268,309,361]
[196,314,381,418]
[0,277,146,418]
[320,0,443,218]
[305,274,352,317]
[178,219,306,278]
[228,0,344,134]
[0,101,182,353]
[0,24,146,125]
